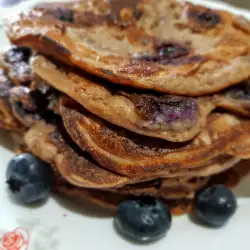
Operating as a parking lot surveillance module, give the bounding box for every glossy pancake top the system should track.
[4,0,250,95]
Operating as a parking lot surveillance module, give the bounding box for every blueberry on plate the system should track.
[194,185,237,227]
[6,153,53,204]
[115,197,172,243]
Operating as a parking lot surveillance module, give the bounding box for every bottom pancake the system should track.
[52,179,193,216]
[52,160,250,216]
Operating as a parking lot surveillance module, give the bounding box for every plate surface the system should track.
[1,1,250,249]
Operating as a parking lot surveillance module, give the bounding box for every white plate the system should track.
[1,1,250,249]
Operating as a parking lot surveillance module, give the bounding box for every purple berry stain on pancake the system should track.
[150,96,198,127]
[129,94,199,130]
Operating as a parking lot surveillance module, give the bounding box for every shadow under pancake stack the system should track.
[1,0,250,215]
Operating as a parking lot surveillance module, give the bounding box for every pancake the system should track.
[53,183,194,215]
[24,122,134,189]
[0,66,24,131]
[52,159,250,215]
[0,47,33,131]
[21,121,215,191]
[22,115,250,196]
[108,156,240,199]
[8,86,40,128]
[0,46,32,85]
[5,0,250,96]
[23,121,244,202]
[0,96,21,131]
[60,95,250,176]
[22,119,243,188]
[31,55,213,142]
[32,56,250,142]
[1,72,249,181]
[215,81,250,117]
[8,84,60,128]
[0,98,21,131]
[1,87,250,215]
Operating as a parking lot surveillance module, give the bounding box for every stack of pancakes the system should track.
[1,0,250,214]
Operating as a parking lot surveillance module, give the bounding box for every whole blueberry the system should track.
[194,185,237,227]
[6,153,53,204]
[115,197,172,243]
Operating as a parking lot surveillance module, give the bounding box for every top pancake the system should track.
[4,0,250,96]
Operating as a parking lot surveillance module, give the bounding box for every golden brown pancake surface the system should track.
[60,95,250,176]
[32,56,250,142]
[5,0,250,96]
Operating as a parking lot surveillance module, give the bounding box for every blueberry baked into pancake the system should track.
[32,55,250,142]
[2,0,250,243]
[0,46,32,131]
